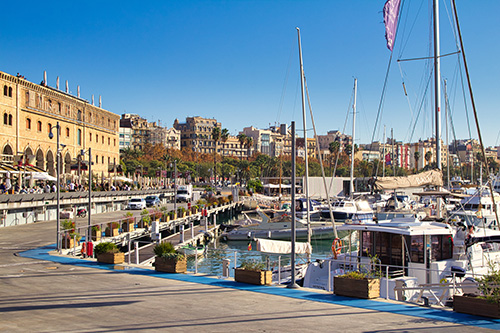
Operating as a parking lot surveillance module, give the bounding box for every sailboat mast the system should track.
[383,125,386,177]
[296,27,311,245]
[350,78,357,200]
[444,79,450,189]
[433,0,442,217]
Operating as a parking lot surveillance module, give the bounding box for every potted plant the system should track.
[140,209,151,228]
[153,242,187,273]
[177,206,187,218]
[152,209,162,221]
[454,262,500,318]
[191,204,199,214]
[234,260,272,286]
[160,206,169,222]
[91,225,101,241]
[95,242,124,264]
[121,212,135,232]
[105,222,120,237]
[334,254,381,299]
[61,220,81,249]
[334,271,380,299]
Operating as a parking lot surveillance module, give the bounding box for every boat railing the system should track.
[321,255,487,306]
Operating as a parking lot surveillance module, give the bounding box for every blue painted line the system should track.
[20,245,500,330]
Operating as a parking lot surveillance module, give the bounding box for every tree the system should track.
[424,151,432,166]
[414,151,420,171]
[221,128,229,157]
[245,136,253,160]
[237,133,247,160]
[211,127,221,181]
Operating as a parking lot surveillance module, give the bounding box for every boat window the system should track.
[345,203,354,208]
[410,236,424,263]
[361,231,372,256]
[431,235,453,261]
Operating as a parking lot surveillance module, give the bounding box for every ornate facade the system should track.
[0,71,120,178]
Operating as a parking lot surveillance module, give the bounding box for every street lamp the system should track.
[170,160,177,212]
[136,164,144,189]
[49,122,63,251]
[80,148,92,249]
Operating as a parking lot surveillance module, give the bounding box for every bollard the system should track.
[180,225,184,243]
[328,260,331,292]
[73,235,77,256]
[190,222,194,239]
[222,259,230,278]
[128,234,131,265]
[195,249,198,274]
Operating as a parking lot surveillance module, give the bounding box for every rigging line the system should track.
[330,86,354,188]
[304,76,337,235]
[408,69,433,144]
[445,78,465,181]
[397,0,422,59]
[397,51,460,62]
[397,61,415,143]
[276,39,296,125]
[452,0,500,229]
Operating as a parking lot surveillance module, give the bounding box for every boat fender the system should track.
[81,242,86,255]
[332,238,342,259]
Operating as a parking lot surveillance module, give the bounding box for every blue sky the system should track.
[1,1,499,146]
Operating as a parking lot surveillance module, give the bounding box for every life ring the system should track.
[332,238,342,259]
[81,242,86,255]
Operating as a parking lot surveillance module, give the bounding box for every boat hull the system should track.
[222,226,335,241]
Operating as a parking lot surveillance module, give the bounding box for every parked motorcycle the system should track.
[76,208,87,218]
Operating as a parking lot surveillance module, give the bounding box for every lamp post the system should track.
[49,122,62,251]
[170,160,177,212]
[136,165,144,190]
[81,148,92,248]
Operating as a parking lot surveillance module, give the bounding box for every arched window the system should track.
[37,121,42,132]
[25,91,30,106]
[77,129,82,146]
[66,127,70,137]
[58,102,61,113]
[3,113,7,125]
[114,138,116,146]
[89,132,92,142]
[8,114,12,126]
[26,118,31,130]
[77,110,82,121]
[48,123,52,133]
[108,137,110,145]
[101,136,104,144]
[3,85,7,96]
[8,87,12,97]
[102,156,104,164]
[96,134,99,142]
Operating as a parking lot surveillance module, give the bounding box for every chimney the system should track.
[43,71,47,86]
[92,94,94,105]
[56,76,59,90]
[99,95,102,108]
[77,86,80,98]
[65,80,69,93]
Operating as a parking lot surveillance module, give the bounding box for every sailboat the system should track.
[303,0,500,304]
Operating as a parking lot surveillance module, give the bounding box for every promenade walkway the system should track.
[1,219,500,331]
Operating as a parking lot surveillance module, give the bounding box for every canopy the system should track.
[256,238,312,254]
[374,169,443,190]
[25,172,57,181]
[114,176,133,182]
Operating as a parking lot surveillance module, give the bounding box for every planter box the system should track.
[122,221,135,232]
[61,237,78,249]
[105,226,119,237]
[155,256,187,273]
[334,277,380,299]
[234,268,272,286]
[454,295,500,319]
[91,230,101,242]
[97,252,125,264]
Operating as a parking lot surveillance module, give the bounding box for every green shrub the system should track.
[94,242,119,255]
[239,260,266,271]
[478,261,500,303]
[153,242,176,256]
[339,271,368,280]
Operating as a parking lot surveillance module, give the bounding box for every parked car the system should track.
[127,198,146,210]
[145,195,160,207]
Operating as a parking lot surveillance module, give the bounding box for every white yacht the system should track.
[450,188,500,229]
[320,198,374,223]
[302,217,500,303]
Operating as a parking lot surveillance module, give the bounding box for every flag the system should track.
[383,0,401,51]
[385,153,392,166]
[247,242,252,251]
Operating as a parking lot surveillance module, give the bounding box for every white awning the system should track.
[256,238,312,254]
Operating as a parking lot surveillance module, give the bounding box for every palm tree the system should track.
[424,151,432,167]
[211,127,221,182]
[245,136,253,160]
[237,133,247,160]
[414,151,420,171]
[221,128,229,157]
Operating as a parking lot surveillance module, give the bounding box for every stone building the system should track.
[0,70,120,178]
[150,127,181,150]
[173,116,221,153]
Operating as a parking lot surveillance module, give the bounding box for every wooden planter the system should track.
[454,295,500,319]
[139,219,150,228]
[334,277,380,299]
[61,236,79,249]
[91,230,101,242]
[96,252,125,264]
[105,225,119,237]
[122,220,135,232]
[155,256,187,273]
[234,268,272,286]
[169,213,177,220]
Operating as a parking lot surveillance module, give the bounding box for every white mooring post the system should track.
[180,225,184,243]
[135,241,139,265]
[190,222,194,239]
